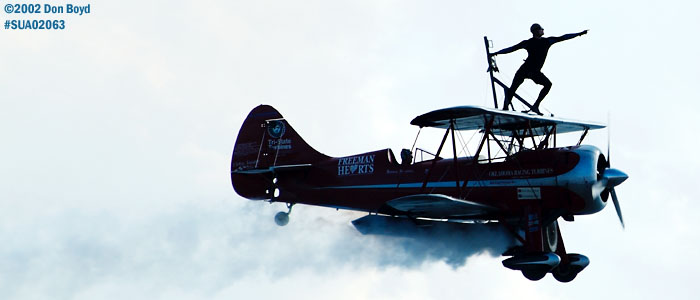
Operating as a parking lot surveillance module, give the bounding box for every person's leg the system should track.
[531,73,552,114]
[504,71,526,110]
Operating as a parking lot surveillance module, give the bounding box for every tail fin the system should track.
[231,105,328,200]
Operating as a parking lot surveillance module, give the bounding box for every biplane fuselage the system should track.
[255,146,605,218]
[231,105,627,282]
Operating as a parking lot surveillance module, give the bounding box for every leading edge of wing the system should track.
[385,194,497,219]
[410,105,605,136]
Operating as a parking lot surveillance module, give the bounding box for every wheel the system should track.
[522,270,547,281]
[543,220,558,252]
[552,264,578,282]
[274,211,289,226]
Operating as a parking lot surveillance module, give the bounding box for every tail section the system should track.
[231,105,328,200]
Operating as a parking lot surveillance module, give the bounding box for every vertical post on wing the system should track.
[484,36,499,109]
[483,36,536,112]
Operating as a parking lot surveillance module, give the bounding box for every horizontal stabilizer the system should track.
[231,164,312,175]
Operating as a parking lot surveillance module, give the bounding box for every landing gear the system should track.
[543,221,558,252]
[502,252,560,281]
[552,253,589,282]
[505,252,588,282]
[551,265,578,282]
[503,218,591,282]
[274,203,294,226]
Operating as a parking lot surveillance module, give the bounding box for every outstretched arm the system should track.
[491,40,526,56]
[553,30,588,43]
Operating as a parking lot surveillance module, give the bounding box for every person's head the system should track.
[530,23,544,38]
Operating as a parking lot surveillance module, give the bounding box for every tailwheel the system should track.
[274,203,294,226]
[274,211,289,226]
[522,270,547,281]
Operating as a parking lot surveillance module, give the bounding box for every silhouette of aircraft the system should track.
[231,103,627,282]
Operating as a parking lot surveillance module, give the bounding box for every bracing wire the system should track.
[456,129,479,158]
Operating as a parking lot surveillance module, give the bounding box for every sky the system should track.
[1,0,698,299]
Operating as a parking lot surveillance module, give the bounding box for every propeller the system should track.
[600,115,628,228]
[601,168,628,228]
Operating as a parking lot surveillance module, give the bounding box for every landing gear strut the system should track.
[274,203,294,226]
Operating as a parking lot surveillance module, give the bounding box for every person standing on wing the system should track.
[491,24,587,115]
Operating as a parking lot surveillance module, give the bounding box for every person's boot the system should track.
[532,107,543,116]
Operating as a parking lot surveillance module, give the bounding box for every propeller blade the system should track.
[611,188,624,229]
[607,113,611,167]
[607,141,611,167]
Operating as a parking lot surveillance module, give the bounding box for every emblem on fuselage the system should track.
[338,154,375,176]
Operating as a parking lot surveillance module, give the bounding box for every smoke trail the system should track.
[0,200,518,299]
[350,215,518,268]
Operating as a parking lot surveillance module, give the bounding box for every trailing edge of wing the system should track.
[386,194,497,219]
[410,105,605,136]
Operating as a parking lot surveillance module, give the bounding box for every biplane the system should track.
[230,38,628,282]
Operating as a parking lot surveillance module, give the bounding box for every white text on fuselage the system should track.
[488,168,554,177]
[268,139,292,150]
[338,155,375,176]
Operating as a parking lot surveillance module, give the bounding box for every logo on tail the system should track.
[267,120,286,138]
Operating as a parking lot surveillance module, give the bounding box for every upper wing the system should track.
[386,194,497,219]
[410,105,605,137]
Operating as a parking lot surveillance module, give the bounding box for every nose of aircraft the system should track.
[602,168,628,188]
[594,166,628,228]
[603,167,628,228]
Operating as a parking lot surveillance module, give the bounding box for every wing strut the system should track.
[419,123,452,193]
[451,120,460,195]
[473,116,495,163]
[576,128,589,146]
[537,125,557,150]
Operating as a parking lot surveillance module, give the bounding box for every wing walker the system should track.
[230,37,628,282]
